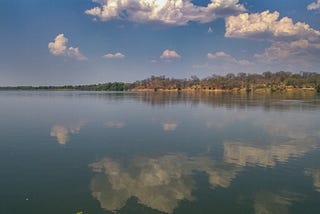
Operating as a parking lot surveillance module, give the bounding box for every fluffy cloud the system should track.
[160,49,181,59]
[307,0,320,10]
[48,34,68,55]
[225,10,320,41]
[102,52,125,59]
[207,51,252,66]
[225,11,320,67]
[85,0,245,25]
[48,34,87,60]
[254,39,320,64]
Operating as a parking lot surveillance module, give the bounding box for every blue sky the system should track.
[0,0,319,85]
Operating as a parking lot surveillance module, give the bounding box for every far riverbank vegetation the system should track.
[1,71,320,93]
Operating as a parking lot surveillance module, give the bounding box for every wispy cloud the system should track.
[102,52,125,59]
[254,39,320,66]
[48,34,87,60]
[307,0,320,11]
[207,51,252,66]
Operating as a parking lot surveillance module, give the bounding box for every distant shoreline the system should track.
[0,87,317,94]
[130,87,317,93]
[1,71,320,93]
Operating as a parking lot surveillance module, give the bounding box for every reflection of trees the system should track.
[89,154,240,213]
[19,91,319,111]
[130,91,319,111]
[50,122,85,144]
[75,91,318,110]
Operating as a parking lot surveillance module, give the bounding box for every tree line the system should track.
[1,71,320,92]
[0,82,126,91]
[128,71,320,92]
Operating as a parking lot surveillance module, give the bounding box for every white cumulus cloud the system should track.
[85,0,246,25]
[225,10,320,67]
[160,49,181,60]
[48,34,87,60]
[307,0,320,10]
[103,52,125,59]
[225,10,320,41]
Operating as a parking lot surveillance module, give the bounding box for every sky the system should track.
[0,0,320,85]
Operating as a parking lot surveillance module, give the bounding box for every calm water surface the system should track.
[1,91,320,214]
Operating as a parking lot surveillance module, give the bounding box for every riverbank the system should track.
[129,87,317,94]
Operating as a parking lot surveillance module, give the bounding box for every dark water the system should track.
[1,91,320,214]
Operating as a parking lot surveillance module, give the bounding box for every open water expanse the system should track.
[1,91,320,214]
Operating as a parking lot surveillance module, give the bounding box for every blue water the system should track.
[0,91,319,214]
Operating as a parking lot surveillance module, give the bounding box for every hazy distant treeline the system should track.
[0,82,127,91]
[1,71,320,92]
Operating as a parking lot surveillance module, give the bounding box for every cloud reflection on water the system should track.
[105,120,126,128]
[224,139,316,167]
[162,122,178,131]
[50,122,85,144]
[71,92,320,212]
[89,154,240,213]
[254,192,301,214]
[205,107,320,168]
[305,169,320,192]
